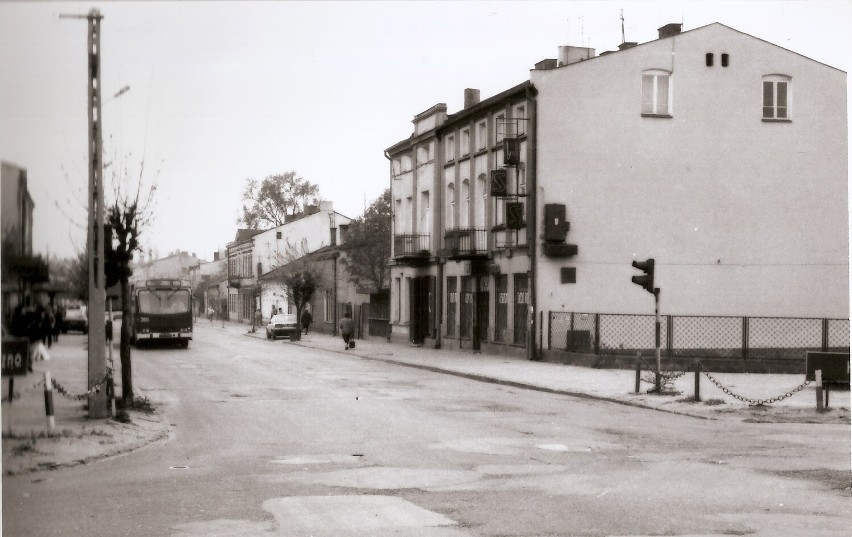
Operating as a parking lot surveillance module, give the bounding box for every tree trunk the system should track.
[120,277,133,404]
[291,305,302,341]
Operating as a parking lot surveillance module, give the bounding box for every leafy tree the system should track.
[239,172,321,229]
[341,188,391,292]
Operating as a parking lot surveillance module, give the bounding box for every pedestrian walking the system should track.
[339,311,354,350]
[300,308,312,335]
[53,306,63,342]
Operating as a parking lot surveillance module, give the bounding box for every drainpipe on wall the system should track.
[526,85,539,361]
[384,150,394,340]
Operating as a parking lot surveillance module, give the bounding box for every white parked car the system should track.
[266,314,299,340]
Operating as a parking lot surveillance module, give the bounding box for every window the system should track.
[445,183,455,230]
[419,191,431,233]
[400,155,413,173]
[276,231,282,239]
[417,144,430,163]
[705,53,714,67]
[494,113,505,144]
[642,70,672,116]
[763,76,791,120]
[445,135,455,162]
[476,121,487,150]
[475,174,487,228]
[514,104,526,135]
[721,53,729,67]
[461,128,470,156]
[460,179,470,227]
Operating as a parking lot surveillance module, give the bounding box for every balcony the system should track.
[442,228,488,259]
[393,233,431,265]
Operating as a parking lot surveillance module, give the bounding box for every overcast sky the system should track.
[2,1,850,261]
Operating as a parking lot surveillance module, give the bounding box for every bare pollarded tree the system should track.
[104,148,159,406]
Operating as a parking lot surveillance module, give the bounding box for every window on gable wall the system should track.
[762,75,791,120]
[641,70,672,116]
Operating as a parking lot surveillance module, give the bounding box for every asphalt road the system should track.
[3,322,850,536]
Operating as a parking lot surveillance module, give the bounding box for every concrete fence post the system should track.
[693,360,701,402]
[43,371,55,434]
[635,353,641,393]
[815,369,824,413]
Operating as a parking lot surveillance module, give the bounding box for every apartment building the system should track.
[387,83,537,356]
[388,22,847,361]
[531,23,848,322]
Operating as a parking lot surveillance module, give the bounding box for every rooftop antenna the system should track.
[621,9,626,44]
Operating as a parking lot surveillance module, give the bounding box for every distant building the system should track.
[131,250,204,286]
[1,161,46,321]
[225,201,351,324]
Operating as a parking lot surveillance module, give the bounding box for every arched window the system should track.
[475,173,487,228]
[460,179,470,228]
[446,183,455,230]
[641,69,672,116]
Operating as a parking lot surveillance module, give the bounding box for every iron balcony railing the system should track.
[443,228,488,258]
[393,233,431,258]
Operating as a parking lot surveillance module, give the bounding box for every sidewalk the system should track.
[1,329,168,476]
[249,328,850,424]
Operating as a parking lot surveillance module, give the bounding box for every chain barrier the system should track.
[50,370,112,401]
[696,361,811,406]
[636,357,812,405]
[637,356,689,381]
[8,379,46,401]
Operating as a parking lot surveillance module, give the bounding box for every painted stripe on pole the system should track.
[43,371,55,433]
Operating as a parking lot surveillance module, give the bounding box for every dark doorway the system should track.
[409,276,433,344]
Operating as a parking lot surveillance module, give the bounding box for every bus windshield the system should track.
[138,289,190,315]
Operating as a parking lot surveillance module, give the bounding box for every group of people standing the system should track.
[6,297,64,372]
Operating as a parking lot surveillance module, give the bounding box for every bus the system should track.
[131,279,193,348]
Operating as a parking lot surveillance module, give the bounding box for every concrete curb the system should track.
[283,338,714,421]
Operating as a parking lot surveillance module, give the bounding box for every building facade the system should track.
[388,22,848,362]
[1,161,45,321]
[530,23,848,322]
[387,83,537,357]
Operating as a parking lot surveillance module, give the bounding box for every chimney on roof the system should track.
[658,23,682,39]
[534,58,558,70]
[617,42,638,51]
[558,46,595,66]
[463,88,480,108]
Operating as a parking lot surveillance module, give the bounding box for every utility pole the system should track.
[61,9,108,418]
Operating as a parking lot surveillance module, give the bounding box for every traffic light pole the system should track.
[654,288,661,393]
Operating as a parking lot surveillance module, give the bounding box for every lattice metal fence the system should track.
[549,312,850,361]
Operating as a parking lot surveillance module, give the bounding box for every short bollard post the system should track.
[694,360,701,402]
[815,369,824,413]
[635,353,641,393]
[43,371,55,434]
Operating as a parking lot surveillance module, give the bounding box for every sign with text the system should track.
[2,338,29,376]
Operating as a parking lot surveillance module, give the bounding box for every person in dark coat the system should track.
[300,309,312,335]
[339,312,354,350]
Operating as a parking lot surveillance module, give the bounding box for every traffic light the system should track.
[631,258,655,294]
